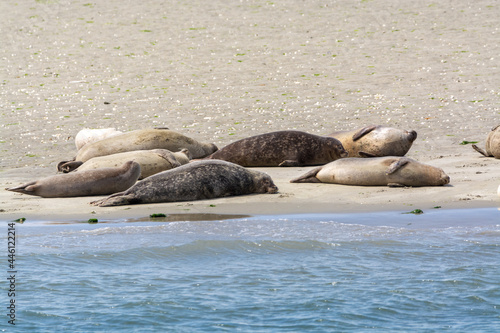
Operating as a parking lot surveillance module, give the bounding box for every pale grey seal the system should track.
[6,161,140,198]
[472,125,500,158]
[58,128,217,171]
[75,128,123,150]
[64,149,192,178]
[327,125,417,157]
[290,157,450,187]
[204,130,347,167]
[91,160,278,207]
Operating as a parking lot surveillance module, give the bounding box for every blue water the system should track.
[2,208,500,332]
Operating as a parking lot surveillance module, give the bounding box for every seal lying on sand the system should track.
[62,149,192,178]
[58,128,218,171]
[6,161,140,198]
[75,128,123,150]
[327,125,417,157]
[91,160,278,207]
[290,157,450,187]
[204,130,347,167]
[472,125,500,158]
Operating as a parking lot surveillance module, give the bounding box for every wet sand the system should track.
[1,0,499,222]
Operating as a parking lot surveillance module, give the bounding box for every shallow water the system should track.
[2,208,500,332]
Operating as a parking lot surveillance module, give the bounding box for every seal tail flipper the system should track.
[386,158,410,175]
[352,125,378,141]
[290,166,322,183]
[6,181,37,195]
[471,144,489,157]
[90,192,132,207]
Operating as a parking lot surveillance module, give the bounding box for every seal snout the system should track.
[267,185,278,194]
[265,179,279,194]
[407,130,418,142]
[441,173,450,185]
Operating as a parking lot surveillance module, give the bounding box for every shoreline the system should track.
[1,0,499,223]
[2,152,499,223]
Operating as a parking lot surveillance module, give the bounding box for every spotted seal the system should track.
[204,130,347,167]
[6,161,140,198]
[62,149,192,179]
[327,125,417,157]
[290,157,450,187]
[58,128,218,171]
[472,125,500,158]
[91,160,278,207]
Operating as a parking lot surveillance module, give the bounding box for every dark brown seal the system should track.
[6,161,140,198]
[204,130,347,167]
[472,124,500,158]
[91,160,278,207]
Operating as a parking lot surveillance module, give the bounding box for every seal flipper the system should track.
[58,161,84,173]
[90,191,134,207]
[358,151,379,158]
[279,160,301,167]
[57,159,73,172]
[290,166,323,183]
[352,125,378,141]
[386,158,410,175]
[387,183,406,187]
[472,144,489,157]
[155,150,182,169]
[6,181,38,196]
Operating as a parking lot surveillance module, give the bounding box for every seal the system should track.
[472,124,500,158]
[204,130,347,167]
[63,149,192,178]
[290,157,450,187]
[327,125,417,157]
[75,128,123,150]
[6,161,140,198]
[90,160,278,207]
[58,128,218,171]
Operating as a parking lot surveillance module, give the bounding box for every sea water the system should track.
[1,208,500,332]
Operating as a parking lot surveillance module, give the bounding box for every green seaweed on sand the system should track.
[150,213,166,218]
[403,209,424,215]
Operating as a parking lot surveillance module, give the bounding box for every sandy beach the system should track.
[1,0,499,222]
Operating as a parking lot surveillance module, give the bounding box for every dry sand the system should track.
[1,0,499,222]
